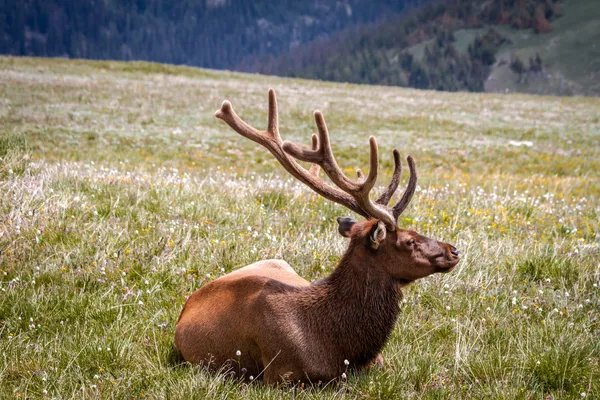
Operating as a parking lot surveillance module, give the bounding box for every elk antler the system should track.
[215,89,417,230]
[215,89,366,218]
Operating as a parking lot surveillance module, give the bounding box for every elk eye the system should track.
[406,239,415,247]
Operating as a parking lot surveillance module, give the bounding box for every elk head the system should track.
[338,217,459,283]
[215,89,459,283]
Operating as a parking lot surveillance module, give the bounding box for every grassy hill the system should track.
[487,0,600,96]
[1,57,599,398]
[403,0,600,96]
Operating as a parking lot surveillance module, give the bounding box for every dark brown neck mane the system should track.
[300,243,402,370]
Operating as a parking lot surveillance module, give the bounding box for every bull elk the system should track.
[175,89,460,384]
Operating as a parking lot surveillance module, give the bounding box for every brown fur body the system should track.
[175,220,458,384]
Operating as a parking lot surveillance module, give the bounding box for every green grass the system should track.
[1,56,599,399]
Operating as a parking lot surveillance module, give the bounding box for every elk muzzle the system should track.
[437,242,460,271]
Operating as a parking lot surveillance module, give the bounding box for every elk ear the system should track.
[370,221,387,249]
[337,217,356,238]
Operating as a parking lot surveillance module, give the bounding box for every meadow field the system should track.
[0,56,599,399]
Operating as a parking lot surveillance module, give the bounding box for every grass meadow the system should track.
[1,56,599,399]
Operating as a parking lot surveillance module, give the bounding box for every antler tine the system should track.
[283,111,369,193]
[267,88,279,137]
[363,136,379,192]
[355,137,397,229]
[376,149,401,205]
[215,98,279,147]
[215,88,282,147]
[215,89,367,218]
[283,111,397,230]
[311,132,319,149]
[308,133,321,177]
[392,155,418,220]
[281,111,327,164]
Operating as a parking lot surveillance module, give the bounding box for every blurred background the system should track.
[1,0,598,96]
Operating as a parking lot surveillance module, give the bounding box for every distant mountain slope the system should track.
[249,0,599,96]
[3,0,596,96]
[485,0,600,96]
[0,0,429,70]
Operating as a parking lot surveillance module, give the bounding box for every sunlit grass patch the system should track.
[522,319,597,393]
[0,132,27,158]
[515,250,580,287]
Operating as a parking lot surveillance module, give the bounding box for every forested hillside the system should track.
[0,0,428,69]
[250,0,565,92]
[2,0,598,95]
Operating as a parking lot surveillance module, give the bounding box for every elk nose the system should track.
[450,247,459,256]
